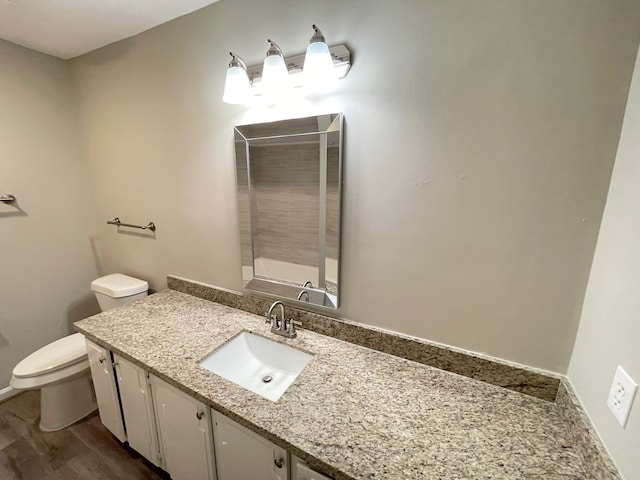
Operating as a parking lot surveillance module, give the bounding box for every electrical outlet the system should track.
[607,365,638,428]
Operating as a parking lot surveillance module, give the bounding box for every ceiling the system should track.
[0,0,220,59]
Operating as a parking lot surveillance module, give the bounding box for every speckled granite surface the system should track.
[555,379,621,480]
[168,275,561,401]
[75,289,593,480]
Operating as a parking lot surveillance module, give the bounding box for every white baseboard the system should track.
[0,386,20,403]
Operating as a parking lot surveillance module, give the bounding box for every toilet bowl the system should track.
[10,273,148,431]
[11,333,96,431]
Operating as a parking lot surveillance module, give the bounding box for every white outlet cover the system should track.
[607,365,638,428]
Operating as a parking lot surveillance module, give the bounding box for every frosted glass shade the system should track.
[261,54,290,102]
[223,66,252,104]
[303,41,337,91]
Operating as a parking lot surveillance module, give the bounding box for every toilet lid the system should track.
[91,273,148,298]
[13,333,88,378]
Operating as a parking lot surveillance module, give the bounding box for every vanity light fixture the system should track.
[222,52,252,105]
[222,25,351,105]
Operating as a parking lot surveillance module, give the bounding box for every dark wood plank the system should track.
[0,391,167,480]
[70,414,169,479]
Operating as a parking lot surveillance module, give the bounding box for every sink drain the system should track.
[262,375,273,383]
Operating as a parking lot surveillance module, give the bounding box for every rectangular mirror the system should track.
[235,113,343,309]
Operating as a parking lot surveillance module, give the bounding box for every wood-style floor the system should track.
[0,390,169,479]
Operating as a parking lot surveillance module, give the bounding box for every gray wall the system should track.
[568,44,640,479]
[0,40,100,390]
[69,0,640,372]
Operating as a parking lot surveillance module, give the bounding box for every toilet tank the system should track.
[91,274,149,312]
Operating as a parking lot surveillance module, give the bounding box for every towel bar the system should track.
[107,217,156,232]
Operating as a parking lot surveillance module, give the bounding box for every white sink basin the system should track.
[199,331,313,402]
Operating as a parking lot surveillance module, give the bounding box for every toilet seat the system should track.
[11,333,89,389]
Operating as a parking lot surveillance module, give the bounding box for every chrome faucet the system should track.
[266,301,285,330]
[266,301,302,338]
[302,281,313,288]
[296,290,310,302]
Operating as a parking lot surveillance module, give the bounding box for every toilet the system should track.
[10,273,148,431]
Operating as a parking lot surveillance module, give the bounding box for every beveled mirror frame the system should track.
[235,113,343,309]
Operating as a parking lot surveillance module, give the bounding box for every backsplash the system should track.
[555,379,621,480]
[167,275,560,401]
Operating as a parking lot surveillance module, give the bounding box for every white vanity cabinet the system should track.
[85,339,126,442]
[212,410,288,480]
[151,375,217,480]
[113,354,161,467]
[87,342,215,479]
[291,455,333,480]
[86,340,312,480]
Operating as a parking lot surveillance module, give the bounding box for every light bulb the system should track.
[222,52,252,105]
[302,25,338,92]
[261,40,291,103]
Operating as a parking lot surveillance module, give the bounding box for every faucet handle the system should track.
[287,319,303,336]
[266,314,281,329]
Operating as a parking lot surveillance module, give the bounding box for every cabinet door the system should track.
[291,454,332,480]
[151,375,216,480]
[213,410,288,480]
[85,339,126,442]
[114,355,160,467]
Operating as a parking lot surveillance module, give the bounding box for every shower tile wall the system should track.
[251,144,321,267]
[235,141,252,267]
[236,139,339,272]
[326,145,339,261]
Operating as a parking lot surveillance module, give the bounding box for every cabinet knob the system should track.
[98,356,106,364]
[274,457,284,469]
[196,411,204,420]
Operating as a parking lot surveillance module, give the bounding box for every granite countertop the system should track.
[75,289,586,480]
